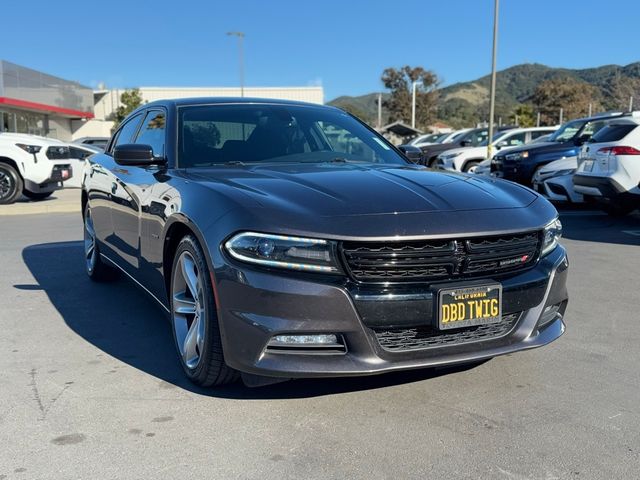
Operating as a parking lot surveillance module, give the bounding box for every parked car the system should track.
[74,136,109,150]
[436,127,556,173]
[532,157,583,204]
[64,143,100,188]
[407,132,448,147]
[573,117,640,216]
[415,126,517,167]
[0,133,73,204]
[491,112,630,186]
[82,98,568,387]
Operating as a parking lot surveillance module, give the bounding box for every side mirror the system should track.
[460,140,472,147]
[398,144,424,164]
[496,140,508,149]
[114,144,165,166]
[574,134,591,146]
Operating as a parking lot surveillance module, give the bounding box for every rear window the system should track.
[589,124,638,143]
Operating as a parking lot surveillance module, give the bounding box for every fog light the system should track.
[272,334,338,345]
[538,303,561,328]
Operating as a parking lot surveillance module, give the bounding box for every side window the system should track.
[316,121,376,161]
[504,132,527,147]
[111,114,143,151]
[467,130,488,146]
[135,110,166,157]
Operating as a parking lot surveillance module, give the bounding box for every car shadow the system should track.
[21,241,480,399]
[558,209,640,246]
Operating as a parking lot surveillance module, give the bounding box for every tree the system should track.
[530,77,601,125]
[511,104,535,127]
[381,66,439,128]
[113,88,144,128]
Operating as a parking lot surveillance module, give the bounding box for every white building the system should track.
[83,86,325,139]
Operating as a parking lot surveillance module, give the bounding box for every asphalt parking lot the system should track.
[1,205,639,479]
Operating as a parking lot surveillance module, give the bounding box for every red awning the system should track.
[0,96,94,119]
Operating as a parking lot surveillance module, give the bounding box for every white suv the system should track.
[573,118,640,216]
[435,127,557,173]
[0,133,73,204]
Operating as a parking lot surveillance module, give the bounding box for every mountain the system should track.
[328,62,640,128]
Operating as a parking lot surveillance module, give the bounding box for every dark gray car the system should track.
[81,98,568,387]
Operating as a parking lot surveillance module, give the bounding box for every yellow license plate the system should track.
[438,284,502,330]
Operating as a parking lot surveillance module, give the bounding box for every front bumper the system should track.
[23,164,73,192]
[215,246,569,378]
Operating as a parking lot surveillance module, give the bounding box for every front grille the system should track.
[341,231,541,283]
[46,146,70,160]
[374,312,521,352]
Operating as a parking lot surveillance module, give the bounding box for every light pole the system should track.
[227,31,245,97]
[487,0,499,160]
[411,81,422,129]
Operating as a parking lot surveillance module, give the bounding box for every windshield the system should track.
[178,104,407,167]
[548,120,585,142]
[479,132,505,147]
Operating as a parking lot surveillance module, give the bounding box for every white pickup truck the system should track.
[0,133,73,204]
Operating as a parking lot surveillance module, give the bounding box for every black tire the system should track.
[427,157,438,168]
[463,161,481,173]
[0,163,24,205]
[23,190,53,201]
[601,203,635,217]
[170,235,238,387]
[83,204,119,281]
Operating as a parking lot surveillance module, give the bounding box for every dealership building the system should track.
[0,59,324,141]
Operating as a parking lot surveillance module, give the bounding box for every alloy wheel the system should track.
[0,169,13,200]
[172,251,206,369]
[84,209,97,273]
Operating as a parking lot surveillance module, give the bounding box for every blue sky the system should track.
[3,0,640,101]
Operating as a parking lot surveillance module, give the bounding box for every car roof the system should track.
[143,97,329,110]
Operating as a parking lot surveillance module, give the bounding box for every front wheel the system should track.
[0,163,24,205]
[463,161,480,173]
[84,204,119,281]
[23,190,53,201]
[601,203,635,217]
[170,235,238,387]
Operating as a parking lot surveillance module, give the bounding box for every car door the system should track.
[104,112,145,272]
[109,108,169,284]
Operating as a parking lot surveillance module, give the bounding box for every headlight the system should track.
[16,143,42,154]
[224,232,340,273]
[505,151,528,161]
[541,218,562,256]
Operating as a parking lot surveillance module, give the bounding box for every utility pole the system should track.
[629,96,634,112]
[226,31,245,97]
[487,0,499,160]
[588,103,592,117]
[559,108,563,125]
[411,81,419,129]
[378,93,382,129]
[536,112,540,127]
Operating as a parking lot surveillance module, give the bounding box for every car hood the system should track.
[185,163,537,217]
[440,146,482,158]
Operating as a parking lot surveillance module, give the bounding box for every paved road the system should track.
[0,210,639,479]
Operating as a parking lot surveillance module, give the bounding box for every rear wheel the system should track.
[84,204,119,281]
[170,235,238,387]
[0,163,23,205]
[23,190,53,201]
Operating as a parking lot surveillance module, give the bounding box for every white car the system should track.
[0,133,73,204]
[532,157,583,203]
[435,127,557,173]
[407,132,447,147]
[573,117,640,216]
[65,143,100,188]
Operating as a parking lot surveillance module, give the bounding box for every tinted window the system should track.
[530,130,553,140]
[135,110,166,157]
[548,120,585,142]
[464,130,488,146]
[113,114,143,149]
[178,104,406,167]
[502,131,527,147]
[69,147,92,159]
[589,124,637,143]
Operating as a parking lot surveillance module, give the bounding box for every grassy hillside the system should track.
[328,62,640,128]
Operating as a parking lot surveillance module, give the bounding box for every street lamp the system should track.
[226,31,245,97]
[411,80,423,129]
[487,0,499,160]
